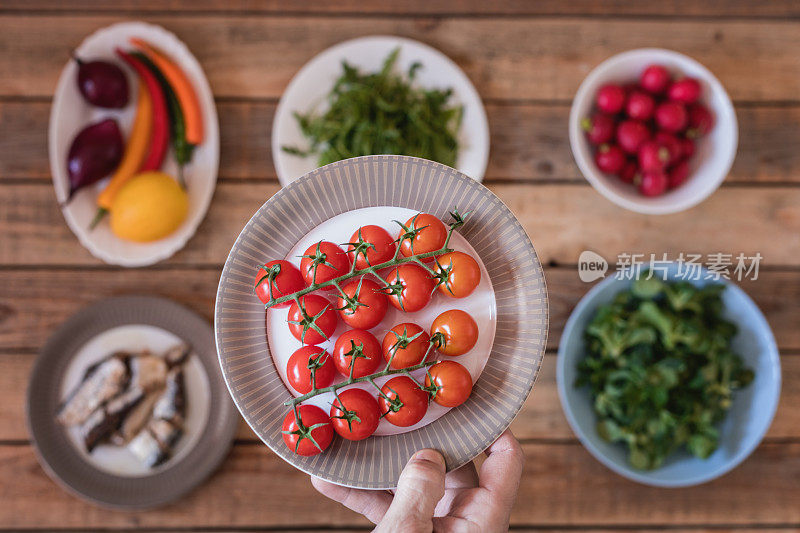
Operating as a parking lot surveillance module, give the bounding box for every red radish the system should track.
[680,137,696,158]
[584,64,709,198]
[687,103,714,137]
[654,131,683,165]
[638,141,671,172]
[640,64,671,94]
[596,84,626,114]
[582,113,616,145]
[639,171,668,196]
[595,144,626,174]
[625,90,655,121]
[616,120,651,154]
[655,101,688,132]
[667,78,702,104]
[668,160,691,189]
[619,160,638,183]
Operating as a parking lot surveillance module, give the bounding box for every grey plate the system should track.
[26,296,239,509]
[215,155,548,489]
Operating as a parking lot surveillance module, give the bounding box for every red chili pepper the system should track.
[115,48,169,171]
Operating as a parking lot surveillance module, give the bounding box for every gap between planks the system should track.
[1,7,800,22]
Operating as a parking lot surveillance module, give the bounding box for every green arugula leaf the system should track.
[283,48,462,168]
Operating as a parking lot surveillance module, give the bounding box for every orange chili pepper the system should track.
[89,81,152,229]
[130,37,204,145]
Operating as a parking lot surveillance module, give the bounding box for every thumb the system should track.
[379,449,446,530]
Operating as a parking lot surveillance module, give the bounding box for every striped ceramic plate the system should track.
[215,155,548,488]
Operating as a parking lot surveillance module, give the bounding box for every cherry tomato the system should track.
[384,263,434,313]
[398,213,447,262]
[333,329,382,378]
[300,241,350,290]
[431,309,479,356]
[286,346,335,394]
[330,388,380,441]
[254,260,304,306]
[434,251,481,298]
[282,404,333,456]
[379,376,429,427]
[287,294,337,345]
[336,277,388,330]
[347,225,396,269]
[425,361,473,408]
[382,323,431,370]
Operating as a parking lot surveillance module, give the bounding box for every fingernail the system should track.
[412,448,445,467]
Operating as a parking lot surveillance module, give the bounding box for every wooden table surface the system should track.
[1,1,799,531]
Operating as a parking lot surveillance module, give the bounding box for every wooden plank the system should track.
[205,530,800,533]
[3,100,800,184]
[0,441,798,528]
[2,0,799,17]
[0,267,798,352]
[219,524,800,533]
[1,267,798,442]
[4,347,798,442]
[2,16,800,101]
[93,530,800,533]
[0,268,217,350]
[1,183,798,267]
[0,352,33,441]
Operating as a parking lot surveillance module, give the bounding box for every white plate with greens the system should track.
[272,35,489,186]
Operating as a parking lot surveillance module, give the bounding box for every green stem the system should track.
[88,207,108,230]
[411,256,437,276]
[284,358,436,406]
[286,335,439,406]
[266,246,453,309]
[265,213,464,310]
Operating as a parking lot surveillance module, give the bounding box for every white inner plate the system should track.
[49,21,219,267]
[266,206,497,436]
[59,324,211,477]
[272,35,490,186]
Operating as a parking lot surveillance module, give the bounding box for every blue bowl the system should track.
[557,264,781,487]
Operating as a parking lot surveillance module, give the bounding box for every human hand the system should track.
[311,429,524,532]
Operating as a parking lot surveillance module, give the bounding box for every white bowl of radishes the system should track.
[569,48,737,215]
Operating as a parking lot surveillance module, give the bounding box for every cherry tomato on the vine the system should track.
[347,225,396,269]
[287,294,337,345]
[379,376,429,427]
[398,213,447,262]
[333,329,382,378]
[254,260,304,306]
[384,263,435,313]
[286,346,335,394]
[431,309,479,356]
[382,323,431,370]
[330,388,380,441]
[300,241,350,290]
[434,251,481,298]
[336,277,388,330]
[282,404,333,456]
[425,360,473,408]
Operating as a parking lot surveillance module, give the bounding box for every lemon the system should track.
[110,171,189,242]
